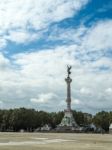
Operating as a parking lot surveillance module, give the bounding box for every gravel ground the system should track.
[0,132,112,150]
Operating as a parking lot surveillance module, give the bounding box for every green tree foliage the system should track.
[50,111,64,128]
[1,109,13,131]
[93,111,110,132]
[9,108,37,131]
[0,108,112,132]
[73,111,92,126]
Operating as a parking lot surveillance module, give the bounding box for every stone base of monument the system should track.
[56,110,79,131]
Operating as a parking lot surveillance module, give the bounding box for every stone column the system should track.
[65,77,72,111]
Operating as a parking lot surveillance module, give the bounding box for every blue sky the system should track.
[0,0,112,114]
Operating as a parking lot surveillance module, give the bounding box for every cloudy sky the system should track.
[0,0,112,114]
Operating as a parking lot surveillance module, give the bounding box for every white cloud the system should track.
[72,99,81,105]
[0,53,10,69]
[0,101,3,108]
[48,25,87,44]
[82,20,112,51]
[48,20,112,56]
[0,0,89,45]
[80,87,91,95]
[4,30,38,44]
[0,43,112,113]
[0,7,112,113]
[105,88,112,94]
[90,57,112,68]
[0,38,7,48]
[30,93,56,103]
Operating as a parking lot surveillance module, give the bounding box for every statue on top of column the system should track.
[67,65,72,78]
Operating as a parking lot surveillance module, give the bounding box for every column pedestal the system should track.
[59,110,78,130]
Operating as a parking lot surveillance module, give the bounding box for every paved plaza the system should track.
[0,132,112,150]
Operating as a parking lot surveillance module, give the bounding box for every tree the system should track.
[50,111,64,128]
[93,111,110,132]
[73,111,92,126]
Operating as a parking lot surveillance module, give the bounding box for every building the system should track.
[41,124,52,131]
[109,123,112,134]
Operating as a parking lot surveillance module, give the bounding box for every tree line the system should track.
[0,108,112,132]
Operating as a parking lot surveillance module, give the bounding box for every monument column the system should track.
[65,66,72,111]
[58,65,78,130]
